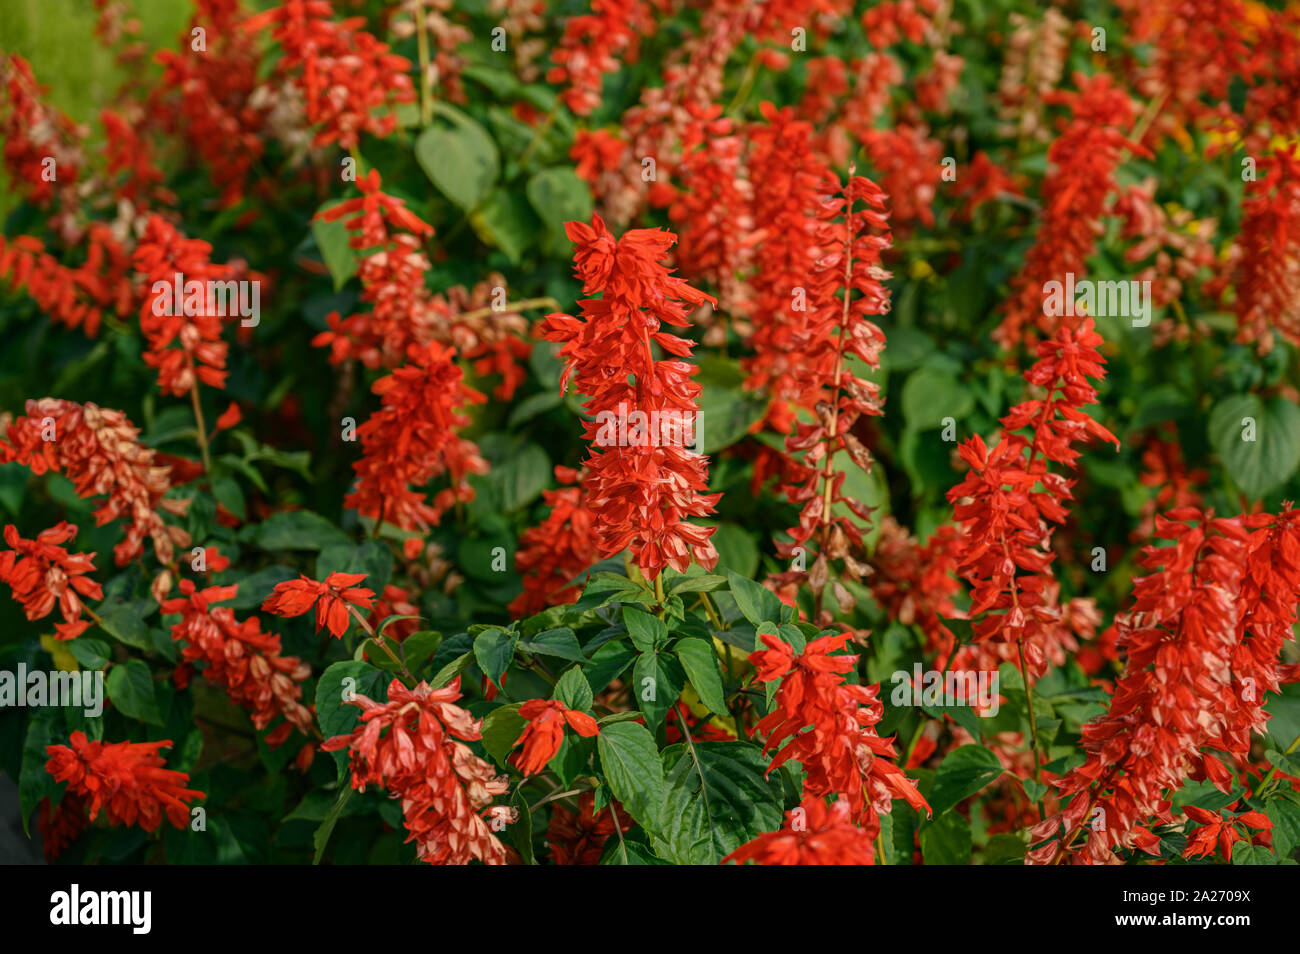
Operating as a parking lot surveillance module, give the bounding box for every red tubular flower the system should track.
[724,797,877,865]
[0,523,103,640]
[242,0,414,149]
[344,341,488,534]
[0,399,190,565]
[540,215,720,579]
[262,571,375,638]
[153,0,267,208]
[996,73,1150,350]
[748,632,929,838]
[546,791,631,864]
[742,101,836,405]
[0,54,83,218]
[1039,505,1300,864]
[45,731,204,834]
[321,678,510,864]
[511,699,600,776]
[946,316,1119,683]
[668,103,753,316]
[135,215,241,397]
[1229,146,1300,354]
[746,170,891,621]
[510,465,601,617]
[1181,803,1272,861]
[547,0,653,116]
[0,224,133,339]
[163,580,313,739]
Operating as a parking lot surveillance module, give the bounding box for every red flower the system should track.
[344,341,488,534]
[1182,804,1272,861]
[0,522,103,640]
[511,699,600,776]
[748,632,929,835]
[510,466,601,617]
[724,797,876,865]
[262,571,375,638]
[946,316,1119,682]
[996,73,1150,349]
[163,579,313,739]
[0,399,190,565]
[1228,146,1300,354]
[135,215,245,397]
[546,791,631,865]
[547,0,654,116]
[321,678,510,864]
[45,731,204,834]
[540,215,720,579]
[242,0,414,149]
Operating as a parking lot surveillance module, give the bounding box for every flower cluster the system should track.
[321,678,510,865]
[748,631,928,840]
[0,523,103,640]
[45,732,204,834]
[242,0,414,149]
[946,316,1119,682]
[343,341,488,534]
[165,580,314,745]
[0,399,190,565]
[540,215,720,579]
[724,796,877,865]
[1040,505,1300,864]
[510,465,600,616]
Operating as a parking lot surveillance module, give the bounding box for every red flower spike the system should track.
[540,215,720,580]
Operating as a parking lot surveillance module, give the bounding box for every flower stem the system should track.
[190,385,211,474]
[348,605,416,685]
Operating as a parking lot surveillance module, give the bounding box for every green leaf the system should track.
[415,119,499,211]
[596,721,666,838]
[66,637,110,670]
[1265,797,1300,859]
[473,628,518,688]
[694,357,768,454]
[18,709,59,836]
[1232,841,1279,865]
[520,627,586,663]
[673,638,729,717]
[985,832,1027,865]
[920,811,973,864]
[511,787,535,864]
[312,787,353,865]
[712,524,759,578]
[929,744,1003,816]
[314,661,384,742]
[401,630,443,675]
[724,569,785,626]
[246,510,351,551]
[655,741,784,864]
[311,200,357,291]
[526,167,592,254]
[553,666,594,712]
[472,188,540,263]
[107,660,162,725]
[583,640,637,694]
[901,367,974,431]
[633,650,685,731]
[623,606,667,652]
[314,540,394,593]
[668,574,728,595]
[430,651,474,689]
[480,704,526,766]
[98,600,154,651]
[1208,394,1300,500]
